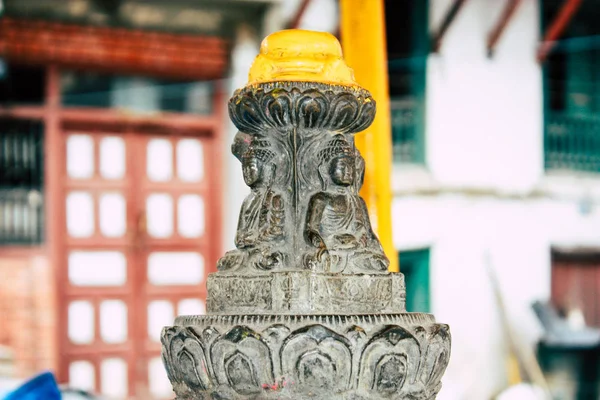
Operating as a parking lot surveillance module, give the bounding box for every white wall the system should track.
[393,193,600,399]
[390,0,600,398]
[427,0,543,193]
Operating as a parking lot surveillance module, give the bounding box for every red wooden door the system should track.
[552,252,600,327]
[59,128,217,399]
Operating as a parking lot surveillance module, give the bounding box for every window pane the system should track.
[399,248,430,313]
[148,252,204,285]
[178,194,204,238]
[101,358,128,398]
[0,189,43,245]
[147,301,173,342]
[69,251,127,286]
[61,71,111,107]
[0,63,45,105]
[178,298,205,316]
[177,139,204,182]
[100,300,127,344]
[147,139,172,181]
[61,70,213,114]
[66,192,94,238]
[67,134,94,179]
[0,119,44,245]
[185,81,213,114]
[111,77,161,113]
[99,192,126,237]
[149,357,173,398]
[146,194,173,238]
[69,361,95,392]
[99,137,125,179]
[68,301,94,344]
[0,120,44,187]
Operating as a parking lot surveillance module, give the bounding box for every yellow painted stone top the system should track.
[247,29,359,87]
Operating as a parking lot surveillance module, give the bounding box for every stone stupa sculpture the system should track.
[161,29,451,400]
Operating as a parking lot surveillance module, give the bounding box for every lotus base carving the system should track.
[161,313,451,400]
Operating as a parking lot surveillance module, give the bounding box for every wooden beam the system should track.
[0,18,228,80]
[537,0,583,63]
[0,106,218,134]
[487,0,523,57]
[59,108,218,135]
[44,65,64,381]
[0,106,45,120]
[431,0,469,53]
[287,0,312,29]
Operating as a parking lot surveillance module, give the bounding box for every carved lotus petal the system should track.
[263,89,293,128]
[296,89,329,129]
[229,82,375,135]
[161,315,450,399]
[325,92,360,131]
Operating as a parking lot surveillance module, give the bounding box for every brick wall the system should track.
[0,253,56,379]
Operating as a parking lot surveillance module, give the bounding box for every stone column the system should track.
[161,30,451,400]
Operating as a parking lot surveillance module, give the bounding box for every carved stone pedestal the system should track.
[162,314,449,400]
[206,272,406,315]
[161,30,451,399]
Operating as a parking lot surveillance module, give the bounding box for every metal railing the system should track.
[391,98,424,164]
[545,113,600,173]
[0,188,44,245]
[0,119,44,245]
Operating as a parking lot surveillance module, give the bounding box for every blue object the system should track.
[3,372,61,400]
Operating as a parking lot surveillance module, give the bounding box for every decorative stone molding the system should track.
[161,29,450,399]
[228,82,375,135]
[162,314,449,400]
[206,271,405,315]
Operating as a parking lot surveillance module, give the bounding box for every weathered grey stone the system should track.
[161,33,451,400]
[207,271,405,315]
[162,314,449,400]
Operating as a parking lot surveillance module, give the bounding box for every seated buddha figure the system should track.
[218,137,286,272]
[304,135,389,273]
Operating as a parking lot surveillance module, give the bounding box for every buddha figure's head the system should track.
[241,140,275,188]
[318,134,355,188]
[242,155,261,186]
[330,155,355,187]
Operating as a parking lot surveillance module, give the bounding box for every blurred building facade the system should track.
[385,0,600,399]
[1,0,600,399]
[0,0,278,398]
[263,0,600,398]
